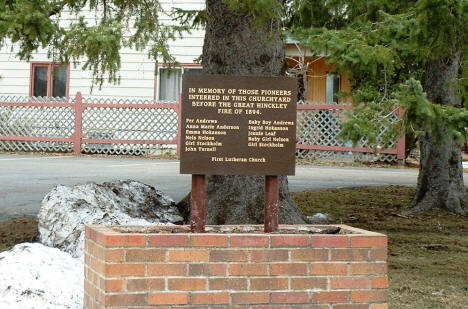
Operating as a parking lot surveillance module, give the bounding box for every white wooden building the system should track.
[0,0,205,101]
[0,0,347,103]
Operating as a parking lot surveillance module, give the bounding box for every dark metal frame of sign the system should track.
[180,74,297,233]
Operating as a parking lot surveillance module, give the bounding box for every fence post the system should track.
[73,92,83,155]
[264,175,279,233]
[190,174,206,233]
[396,108,406,162]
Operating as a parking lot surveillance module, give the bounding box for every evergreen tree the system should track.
[180,0,305,224]
[291,0,468,215]
[0,0,306,224]
[2,0,466,217]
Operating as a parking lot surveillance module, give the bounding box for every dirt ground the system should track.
[1,186,467,308]
[0,217,38,252]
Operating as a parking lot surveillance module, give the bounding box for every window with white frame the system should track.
[326,73,341,104]
[157,66,202,101]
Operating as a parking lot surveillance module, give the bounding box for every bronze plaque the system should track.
[180,74,297,175]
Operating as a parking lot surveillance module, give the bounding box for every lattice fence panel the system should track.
[0,95,401,161]
[82,97,177,105]
[295,149,398,163]
[296,102,399,162]
[0,141,74,153]
[0,96,74,152]
[0,95,75,104]
[297,109,345,147]
[81,98,178,155]
[80,143,170,156]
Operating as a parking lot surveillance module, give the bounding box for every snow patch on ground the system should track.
[0,243,83,309]
[307,212,332,223]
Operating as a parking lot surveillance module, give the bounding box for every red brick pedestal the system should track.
[84,225,388,309]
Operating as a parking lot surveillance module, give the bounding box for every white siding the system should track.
[0,0,205,100]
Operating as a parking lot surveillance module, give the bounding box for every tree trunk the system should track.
[408,49,467,216]
[177,0,306,224]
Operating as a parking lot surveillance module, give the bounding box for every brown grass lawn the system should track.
[292,186,468,309]
[1,186,467,308]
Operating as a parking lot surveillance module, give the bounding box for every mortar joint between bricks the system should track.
[96,272,106,286]
[164,248,169,262]
[91,238,106,255]
[104,290,136,296]
[121,278,127,292]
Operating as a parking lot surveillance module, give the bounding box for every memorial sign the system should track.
[180,74,297,175]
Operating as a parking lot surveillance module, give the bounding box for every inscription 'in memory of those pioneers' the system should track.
[180,75,297,176]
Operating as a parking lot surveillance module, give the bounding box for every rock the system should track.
[307,213,332,224]
[406,148,420,166]
[38,180,183,257]
[0,243,83,309]
[408,148,420,160]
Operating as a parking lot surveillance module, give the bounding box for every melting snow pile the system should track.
[38,180,183,257]
[0,243,83,309]
[1,180,181,308]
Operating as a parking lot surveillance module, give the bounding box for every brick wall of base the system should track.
[84,225,388,309]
